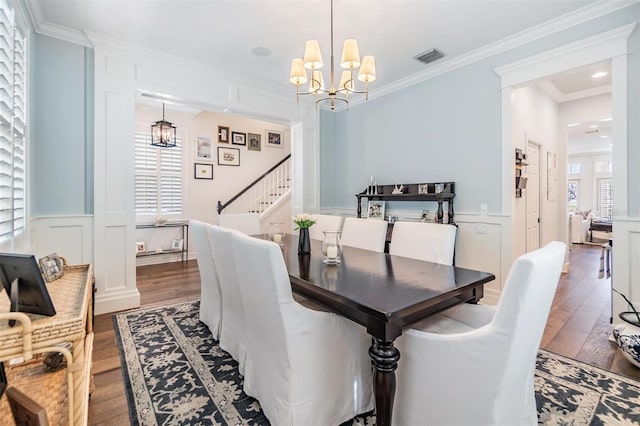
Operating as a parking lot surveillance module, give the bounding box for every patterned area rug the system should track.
[114,299,640,425]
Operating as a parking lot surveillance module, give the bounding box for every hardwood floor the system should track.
[87,245,640,425]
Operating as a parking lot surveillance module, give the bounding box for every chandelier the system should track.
[151,102,177,147]
[288,0,376,110]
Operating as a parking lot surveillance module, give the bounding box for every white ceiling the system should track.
[27,0,619,154]
[27,0,604,94]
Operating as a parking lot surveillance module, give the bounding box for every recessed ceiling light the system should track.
[601,135,609,139]
[589,124,599,129]
[567,123,580,127]
[592,71,608,78]
[599,117,613,122]
[251,47,272,57]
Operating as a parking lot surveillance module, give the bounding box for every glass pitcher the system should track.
[321,231,343,264]
[270,222,285,246]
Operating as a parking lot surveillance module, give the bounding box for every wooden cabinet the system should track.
[356,182,456,224]
[0,264,94,425]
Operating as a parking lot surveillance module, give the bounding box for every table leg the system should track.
[369,338,400,426]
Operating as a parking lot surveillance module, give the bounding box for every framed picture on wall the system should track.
[232,131,247,146]
[367,201,385,220]
[195,136,212,160]
[248,133,261,151]
[266,129,284,148]
[194,163,213,179]
[218,126,230,143]
[218,147,240,166]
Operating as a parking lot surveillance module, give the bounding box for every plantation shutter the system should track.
[134,127,182,215]
[598,178,613,220]
[0,1,26,244]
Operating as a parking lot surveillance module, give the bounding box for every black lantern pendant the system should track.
[151,103,177,147]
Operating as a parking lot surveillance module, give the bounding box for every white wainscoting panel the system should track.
[31,215,93,265]
[612,217,640,325]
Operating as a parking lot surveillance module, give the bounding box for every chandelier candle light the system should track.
[288,0,376,110]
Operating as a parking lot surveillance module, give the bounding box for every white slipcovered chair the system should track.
[308,214,344,241]
[189,220,221,338]
[218,212,261,235]
[207,224,247,374]
[392,241,566,426]
[569,212,591,244]
[341,217,388,252]
[230,232,374,425]
[389,221,457,265]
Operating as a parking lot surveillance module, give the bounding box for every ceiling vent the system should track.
[414,48,445,65]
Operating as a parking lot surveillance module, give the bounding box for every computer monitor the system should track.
[0,253,56,326]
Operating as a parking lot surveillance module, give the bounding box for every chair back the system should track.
[218,213,261,235]
[208,224,247,373]
[340,217,388,252]
[189,220,221,338]
[492,241,566,415]
[308,214,344,241]
[390,222,457,265]
[231,232,292,379]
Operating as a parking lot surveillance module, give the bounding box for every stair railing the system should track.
[217,154,291,215]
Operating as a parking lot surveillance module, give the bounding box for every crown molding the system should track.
[352,0,639,108]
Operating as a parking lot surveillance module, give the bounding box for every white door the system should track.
[526,142,541,251]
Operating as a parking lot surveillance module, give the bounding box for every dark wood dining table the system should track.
[264,234,495,426]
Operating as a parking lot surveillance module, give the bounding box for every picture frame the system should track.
[171,239,184,251]
[247,133,261,151]
[435,183,445,194]
[367,200,385,220]
[419,210,430,223]
[418,184,428,194]
[195,136,213,160]
[231,131,246,146]
[194,163,213,179]
[6,386,48,426]
[266,129,284,148]
[218,147,240,166]
[136,241,146,254]
[218,126,230,143]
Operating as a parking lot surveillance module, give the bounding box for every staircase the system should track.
[217,154,291,217]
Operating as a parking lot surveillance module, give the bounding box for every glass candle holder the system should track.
[321,231,343,264]
[270,222,285,246]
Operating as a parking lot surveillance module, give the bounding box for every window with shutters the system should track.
[0,0,27,246]
[597,178,613,220]
[134,127,183,216]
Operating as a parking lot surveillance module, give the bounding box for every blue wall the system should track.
[32,35,90,216]
[320,4,640,216]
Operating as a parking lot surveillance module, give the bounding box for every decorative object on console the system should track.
[136,242,146,254]
[367,200,385,220]
[150,102,177,148]
[288,0,376,110]
[419,210,430,223]
[392,184,405,194]
[171,239,184,251]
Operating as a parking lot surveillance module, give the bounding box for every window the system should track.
[0,0,27,245]
[568,162,581,175]
[568,180,579,212]
[595,159,613,174]
[598,178,613,220]
[134,127,183,216]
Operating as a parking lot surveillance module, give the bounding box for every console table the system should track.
[136,221,189,261]
[0,264,94,425]
[356,182,456,224]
